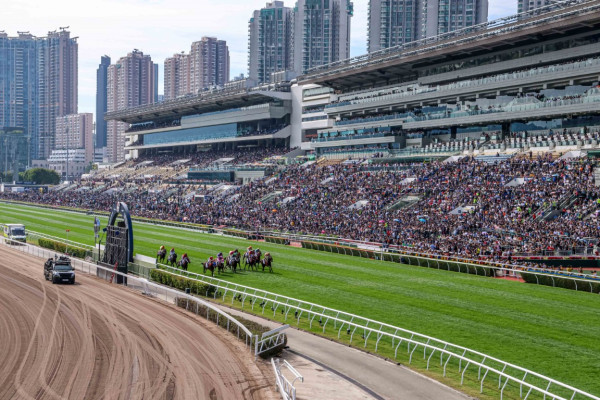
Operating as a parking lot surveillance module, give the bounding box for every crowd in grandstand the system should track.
[3,150,600,265]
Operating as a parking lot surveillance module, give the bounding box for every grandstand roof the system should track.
[299,0,600,90]
[105,89,291,124]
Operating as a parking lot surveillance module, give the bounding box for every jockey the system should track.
[217,252,224,262]
[229,250,234,256]
[181,253,190,264]
[207,256,214,266]
[169,248,176,259]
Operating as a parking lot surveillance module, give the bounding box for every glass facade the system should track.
[144,123,239,145]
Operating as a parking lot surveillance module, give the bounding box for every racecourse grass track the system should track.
[2,201,600,396]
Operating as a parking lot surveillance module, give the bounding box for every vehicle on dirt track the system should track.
[44,255,75,284]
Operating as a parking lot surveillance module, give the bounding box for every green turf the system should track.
[1,201,599,396]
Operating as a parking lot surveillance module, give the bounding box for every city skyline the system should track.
[1,0,518,116]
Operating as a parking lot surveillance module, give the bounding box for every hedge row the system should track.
[223,229,265,241]
[38,237,88,259]
[521,272,600,293]
[150,269,216,296]
[301,240,497,277]
[223,229,251,239]
[264,236,290,245]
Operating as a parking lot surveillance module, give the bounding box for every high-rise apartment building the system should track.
[294,0,353,74]
[368,0,488,53]
[164,52,191,100]
[96,55,110,149]
[368,0,419,52]
[163,37,229,100]
[0,28,77,161]
[37,28,78,159]
[0,32,37,164]
[518,0,551,15]
[425,0,488,37]
[106,50,157,163]
[54,113,94,164]
[248,1,294,84]
[192,37,230,92]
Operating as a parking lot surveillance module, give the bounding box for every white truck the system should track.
[3,224,26,243]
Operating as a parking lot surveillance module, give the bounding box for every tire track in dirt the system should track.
[0,245,278,400]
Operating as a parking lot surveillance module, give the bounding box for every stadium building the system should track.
[297,0,600,160]
[107,0,600,164]
[105,79,295,182]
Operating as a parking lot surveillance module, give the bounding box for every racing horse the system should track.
[243,249,262,271]
[157,247,167,264]
[177,255,190,271]
[226,254,240,273]
[215,258,225,274]
[203,260,216,277]
[167,252,177,267]
[260,253,273,273]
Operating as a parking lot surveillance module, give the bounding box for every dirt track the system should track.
[0,245,277,400]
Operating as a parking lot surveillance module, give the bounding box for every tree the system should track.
[21,168,60,185]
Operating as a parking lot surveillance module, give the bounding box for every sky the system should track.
[1,0,518,117]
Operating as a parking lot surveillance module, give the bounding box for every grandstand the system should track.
[296,0,600,159]
[106,83,294,159]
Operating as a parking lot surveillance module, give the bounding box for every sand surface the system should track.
[0,245,277,400]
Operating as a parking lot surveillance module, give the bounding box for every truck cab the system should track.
[44,256,76,284]
[3,224,26,243]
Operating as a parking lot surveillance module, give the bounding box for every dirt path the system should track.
[0,245,277,400]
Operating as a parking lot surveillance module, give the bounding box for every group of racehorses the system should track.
[157,246,273,277]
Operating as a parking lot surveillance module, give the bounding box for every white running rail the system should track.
[272,358,303,400]
[154,263,600,400]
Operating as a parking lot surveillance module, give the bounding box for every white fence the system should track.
[256,325,289,357]
[272,358,303,400]
[0,237,258,354]
[154,264,600,400]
